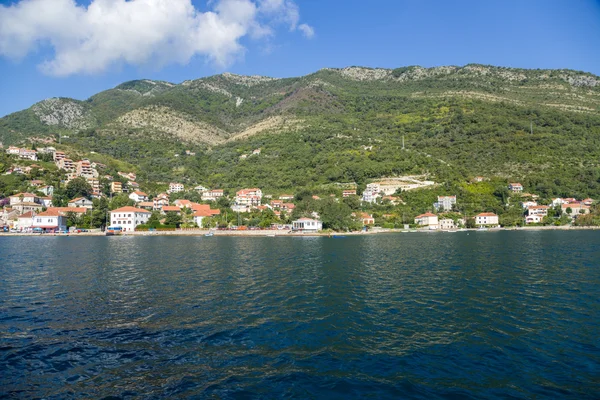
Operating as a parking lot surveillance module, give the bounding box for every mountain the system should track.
[2,64,600,198]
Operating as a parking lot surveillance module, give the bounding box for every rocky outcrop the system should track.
[31,98,94,129]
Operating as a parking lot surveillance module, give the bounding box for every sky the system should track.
[0,0,599,117]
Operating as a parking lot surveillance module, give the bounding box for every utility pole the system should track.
[402,135,405,150]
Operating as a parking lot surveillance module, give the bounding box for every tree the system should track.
[66,177,92,200]
[109,193,134,210]
[216,196,231,208]
[319,199,361,231]
[164,212,182,227]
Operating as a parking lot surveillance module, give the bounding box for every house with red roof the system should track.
[475,212,499,227]
[192,205,220,227]
[561,203,590,217]
[161,205,181,214]
[109,206,150,231]
[33,209,66,232]
[129,191,148,203]
[68,197,93,209]
[235,188,262,207]
[508,183,523,193]
[414,212,439,229]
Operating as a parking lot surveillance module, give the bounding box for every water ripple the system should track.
[1,232,599,398]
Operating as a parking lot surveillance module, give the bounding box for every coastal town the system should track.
[0,145,597,234]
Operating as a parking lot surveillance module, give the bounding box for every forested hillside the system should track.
[2,64,600,198]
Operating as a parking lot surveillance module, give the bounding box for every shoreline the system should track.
[2,225,599,237]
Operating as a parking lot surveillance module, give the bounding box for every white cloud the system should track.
[0,0,314,76]
[298,23,315,39]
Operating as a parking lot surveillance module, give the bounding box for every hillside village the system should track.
[1,144,597,233]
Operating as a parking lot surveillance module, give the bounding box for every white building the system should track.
[109,206,151,232]
[527,205,549,216]
[194,185,208,192]
[6,146,20,155]
[434,195,456,212]
[68,197,93,209]
[33,210,67,232]
[202,189,224,201]
[292,218,323,232]
[439,218,465,230]
[129,191,148,203]
[168,183,184,193]
[508,183,523,193]
[236,188,262,207]
[10,192,39,206]
[561,203,590,217]
[15,211,35,231]
[362,183,381,203]
[414,213,439,229]
[525,214,544,224]
[475,213,499,227]
[521,201,538,209]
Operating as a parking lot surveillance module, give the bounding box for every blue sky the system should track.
[0,0,599,117]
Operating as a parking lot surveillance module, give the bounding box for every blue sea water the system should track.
[1,231,599,398]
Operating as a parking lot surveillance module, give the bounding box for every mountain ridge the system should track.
[2,64,600,200]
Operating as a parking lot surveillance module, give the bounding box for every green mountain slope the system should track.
[2,64,600,198]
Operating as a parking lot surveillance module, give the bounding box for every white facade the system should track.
[362,183,381,203]
[292,218,323,232]
[68,198,93,209]
[521,201,538,209]
[10,193,39,205]
[434,196,456,212]
[202,189,224,201]
[439,218,465,230]
[129,191,148,203]
[235,188,262,207]
[168,183,184,193]
[525,214,544,224]
[475,213,499,226]
[110,207,151,232]
[527,206,549,216]
[414,213,439,229]
[33,212,67,232]
[509,183,523,193]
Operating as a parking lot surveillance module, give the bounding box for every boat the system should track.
[205,232,214,237]
[105,226,122,236]
[266,234,276,237]
[401,230,409,233]
[332,235,346,238]
[477,227,489,231]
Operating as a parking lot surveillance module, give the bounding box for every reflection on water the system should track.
[1,232,599,398]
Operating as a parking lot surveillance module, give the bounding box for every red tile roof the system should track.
[162,206,180,212]
[48,207,88,215]
[37,209,61,217]
[476,212,498,217]
[110,206,150,213]
[416,213,437,218]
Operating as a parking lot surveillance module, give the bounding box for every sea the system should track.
[1,231,599,399]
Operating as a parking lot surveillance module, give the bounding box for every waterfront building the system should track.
[475,212,499,227]
[292,218,323,232]
[33,209,67,232]
[109,206,150,232]
[414,212,439,229]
